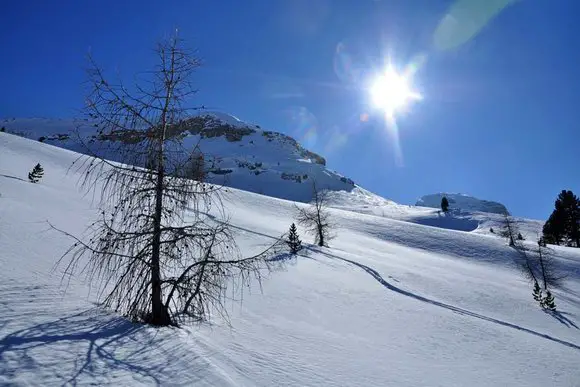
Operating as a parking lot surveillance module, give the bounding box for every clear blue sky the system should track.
[1,0,579,219]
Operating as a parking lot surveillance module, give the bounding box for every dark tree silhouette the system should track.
[28,163,44,183]
[519,239,563,310]
[543,190,580,247]
[532,281,543,303]
[441,196,449,213]
[543,290,556,311]
[287,223,302,254]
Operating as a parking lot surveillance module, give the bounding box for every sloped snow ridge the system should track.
[1,113,362,203]
[416,193,509,215]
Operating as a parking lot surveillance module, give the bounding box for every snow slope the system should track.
[1,132,580,386]
[1,114,360,203]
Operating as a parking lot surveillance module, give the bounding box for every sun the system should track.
[370,67,421,118]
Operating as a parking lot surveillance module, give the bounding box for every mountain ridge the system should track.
[1,112,362,203]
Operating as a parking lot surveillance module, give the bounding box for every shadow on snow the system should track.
[306,246,580,352]
[0,308,170,386]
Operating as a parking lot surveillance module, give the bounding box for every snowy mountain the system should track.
[1,113,361,203]
[2,131,580,386]
[416,193,509,215]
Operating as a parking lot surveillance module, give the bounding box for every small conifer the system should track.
[28,163,44,183]
[287,223,302,254]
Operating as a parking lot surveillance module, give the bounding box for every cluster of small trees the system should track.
[520,240,559,311]
[496,209,560,311]
[285,183,334,255]
[542,190,580,247]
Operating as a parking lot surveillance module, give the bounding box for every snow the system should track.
[1,115,363,203]
[1,131,580,386]
[203,111,251,129]
[417,193,509,215]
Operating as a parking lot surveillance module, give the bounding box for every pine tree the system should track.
[543,290,556,311]
[542,212,564,245]
[287,223,302,254]
[28,163,44,183]
[517,232,524,240]
[0,126,5,132]
[441,196,449,213]
[543,190,580,247]
[532,281,543,303]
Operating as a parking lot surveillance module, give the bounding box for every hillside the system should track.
[1,113,360,203]
[1,132,580,386]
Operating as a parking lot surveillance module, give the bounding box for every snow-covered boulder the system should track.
[416,193,508,215]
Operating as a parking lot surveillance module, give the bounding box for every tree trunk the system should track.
[150,139,169,325]
[149,46,176,326]
[538,247,549,291]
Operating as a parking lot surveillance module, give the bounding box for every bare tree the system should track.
[53,34,284,327]
[535,240,565,291]
[296,182,334,247]
[499,211,519,246]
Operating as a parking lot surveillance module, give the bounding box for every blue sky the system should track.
[1,0,579,219]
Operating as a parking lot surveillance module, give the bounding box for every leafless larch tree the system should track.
[499,211,519,246]
[296,182,334,247]
[53,35,284,326]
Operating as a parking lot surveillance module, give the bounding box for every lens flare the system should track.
[369,66,422,119]
[367,57,424,167]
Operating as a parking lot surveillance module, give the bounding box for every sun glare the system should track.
[370,67,421,118]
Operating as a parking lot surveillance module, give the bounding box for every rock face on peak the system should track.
[1,113,364,203]
[415,193,508,215]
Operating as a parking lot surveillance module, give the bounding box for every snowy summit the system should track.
[1,113,361,203]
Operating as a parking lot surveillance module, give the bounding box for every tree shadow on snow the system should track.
[0,308,172,386]
[544,310,579,330]
[308,246,580,352]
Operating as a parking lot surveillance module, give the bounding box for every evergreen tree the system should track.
[542,214,563,245]
[287,223,302,254]
[441,196,449,213]
[543,190,580,247]
[0,126,5,132]
[28,163,44,183]
[517,232,524,240]
[532,281,543,303]
[543,290,556,311]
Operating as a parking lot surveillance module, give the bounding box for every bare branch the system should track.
[296,181,335,247]
[54,34,285,327]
